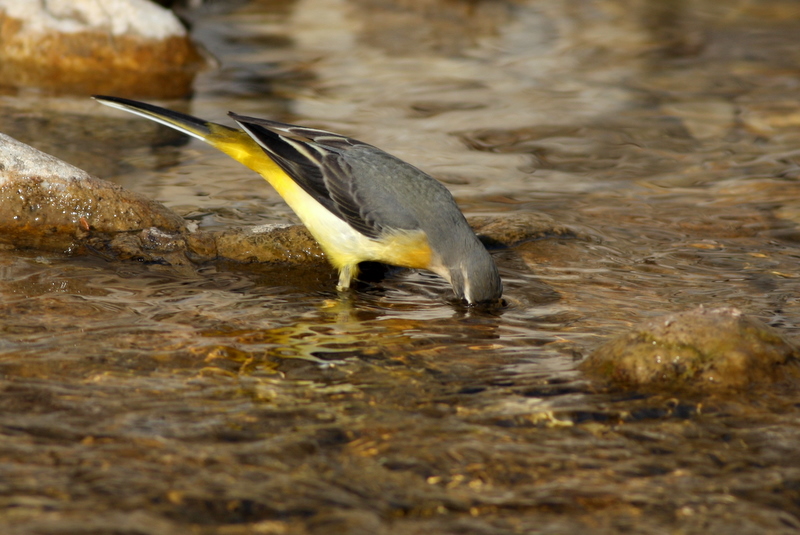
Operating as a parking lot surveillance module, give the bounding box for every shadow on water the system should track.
[3,0,800,533]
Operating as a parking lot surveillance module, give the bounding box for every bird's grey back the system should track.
[340,145,466,237]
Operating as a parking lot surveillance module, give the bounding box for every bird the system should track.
[92,95,502,305]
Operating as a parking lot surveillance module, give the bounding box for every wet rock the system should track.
[213,224,326,264]
[0,132,185,253]
[88,227,196,269]
[581,306,800,391]
[0,0,207,98]
[470,212,574,248]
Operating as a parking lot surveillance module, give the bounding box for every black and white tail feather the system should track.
[231,114,407,241]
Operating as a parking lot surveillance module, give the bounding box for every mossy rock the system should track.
[581,306,800,391]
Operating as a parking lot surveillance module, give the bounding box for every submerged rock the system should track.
[581,306,800,391]
[0,0,207,98]
[470,212,574,247]
[213,224,325,264]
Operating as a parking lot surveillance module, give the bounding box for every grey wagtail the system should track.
[93,96,503,305]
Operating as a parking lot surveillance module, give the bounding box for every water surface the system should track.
[2,1,800,533]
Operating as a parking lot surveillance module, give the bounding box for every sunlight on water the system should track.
[3,0,800,533]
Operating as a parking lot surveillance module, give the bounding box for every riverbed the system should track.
[2,1,800,533]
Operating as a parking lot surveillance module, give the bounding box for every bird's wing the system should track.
[230,113,409,239]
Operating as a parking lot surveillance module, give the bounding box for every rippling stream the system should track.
[3,1,800,533]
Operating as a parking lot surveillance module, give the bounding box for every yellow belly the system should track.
[209,127,433,270]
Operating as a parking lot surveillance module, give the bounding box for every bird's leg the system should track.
[336,264,358,291]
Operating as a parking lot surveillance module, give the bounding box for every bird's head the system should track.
[445,249,503,306]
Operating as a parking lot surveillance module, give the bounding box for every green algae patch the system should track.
[581,306,800,391]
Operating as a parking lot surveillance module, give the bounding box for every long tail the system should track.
[92,95,275,171]
[92,95,235,142]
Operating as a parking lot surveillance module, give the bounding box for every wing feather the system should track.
[320,153,384,238]
[230,113,387,239]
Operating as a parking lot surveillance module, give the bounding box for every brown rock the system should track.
[469,212,574,247]
[0,133,185,253]
[213,224,326,265]
[0,0,207,98]
[581,306,800,391]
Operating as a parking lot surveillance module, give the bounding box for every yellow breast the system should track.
[208,126,433,270]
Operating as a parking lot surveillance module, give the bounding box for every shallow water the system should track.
[3,0,800,533]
